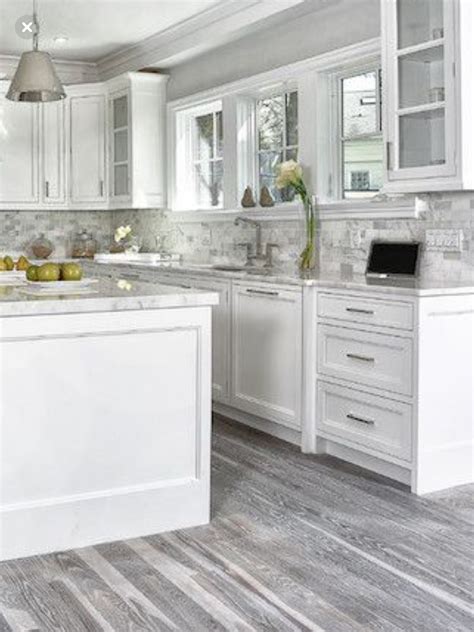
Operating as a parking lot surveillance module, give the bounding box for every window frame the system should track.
[172,99,224,211]
[192,108,224,209]
[330,63,383,201]
[167,38,418,222]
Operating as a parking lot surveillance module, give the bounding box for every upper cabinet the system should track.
[41,99,66,206]
[108,74,168,209]
[0,92,39,205]
[68,87,108,207]
[382,0,474,192]
[0,72,168,211]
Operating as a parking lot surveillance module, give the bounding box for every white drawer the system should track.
[317,324,413,396]
[318,293,413,331]
[317,381,412,462]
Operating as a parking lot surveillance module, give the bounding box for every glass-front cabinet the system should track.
[382,0,473,192]
[107,73,168,209]
[111,93,130,200]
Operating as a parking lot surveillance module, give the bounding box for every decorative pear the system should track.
[259,185,275,207]
[241,186,256,208]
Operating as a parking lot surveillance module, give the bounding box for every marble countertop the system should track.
[0,276,219,317]
[88,260,474,297]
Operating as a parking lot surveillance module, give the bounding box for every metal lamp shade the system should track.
[6,50,66,102]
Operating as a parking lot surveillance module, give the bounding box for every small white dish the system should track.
[25,278,99,291]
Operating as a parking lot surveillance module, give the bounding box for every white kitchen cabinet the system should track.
[69,88,107,206]
[382,0,474,191]
[41,100,66,205]
[231,282,302,429]
[117,269,231,403]
[0,93,39,205]
[107,73,168,209]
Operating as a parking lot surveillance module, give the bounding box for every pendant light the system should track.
[6,0,66,102]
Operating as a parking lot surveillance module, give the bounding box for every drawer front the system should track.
[318,324,413,396]
[317,381,412,461]
[318,293,413,331]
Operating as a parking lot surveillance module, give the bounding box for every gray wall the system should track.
[166,0,380,100]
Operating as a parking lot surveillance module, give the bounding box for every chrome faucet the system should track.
[234,216,278,268]
[234,216,263,257]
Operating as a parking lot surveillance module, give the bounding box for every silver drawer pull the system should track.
[246,288,279,297]
[179,284,192,289]
[347,413,375,425]
[346,353,375,363]
[346,307,374,315]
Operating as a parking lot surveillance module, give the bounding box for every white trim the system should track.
[167,199,419,224]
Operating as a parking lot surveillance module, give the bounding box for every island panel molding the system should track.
[0,303,213,561]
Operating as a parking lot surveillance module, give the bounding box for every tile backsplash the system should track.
[113,192,473,282]
[1,192,472,282]
[0,211,113,258]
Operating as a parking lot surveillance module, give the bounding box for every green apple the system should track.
[61,262,83,281]
[26,265,39,281]
[36,263,60,282]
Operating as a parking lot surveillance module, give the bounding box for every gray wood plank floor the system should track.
[1,415,473,631]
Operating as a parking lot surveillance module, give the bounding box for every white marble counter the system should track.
[88,259,474,297]
[0,276,219,317]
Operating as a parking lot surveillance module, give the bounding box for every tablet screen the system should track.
[367,242,420,276]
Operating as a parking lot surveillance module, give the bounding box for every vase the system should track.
[298,196,316,275]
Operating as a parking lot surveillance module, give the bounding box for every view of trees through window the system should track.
[257,91,298,203]
[193,110,223,208]
[341,70,383,199]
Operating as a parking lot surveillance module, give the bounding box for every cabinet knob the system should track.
[45,181,50,198]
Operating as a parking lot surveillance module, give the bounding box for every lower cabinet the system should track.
[183,277,230,404]
[230,282,302,429]
[148,273,231,404]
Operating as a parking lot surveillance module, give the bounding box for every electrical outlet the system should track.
[425,229,463,252]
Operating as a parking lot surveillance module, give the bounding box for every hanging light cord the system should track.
[32,0,39,51]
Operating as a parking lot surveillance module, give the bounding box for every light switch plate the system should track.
[425,229,463,252]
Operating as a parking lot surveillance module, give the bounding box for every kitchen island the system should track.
[0,277,218,561]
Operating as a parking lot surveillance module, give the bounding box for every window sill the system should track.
[168,198,421,223]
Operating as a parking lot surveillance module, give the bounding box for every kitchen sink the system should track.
[211,264,246,272]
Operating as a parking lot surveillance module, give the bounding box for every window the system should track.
[173,101,223,211]
[339,69,383,199]
[193,108,223,208]
[257,90,298,203]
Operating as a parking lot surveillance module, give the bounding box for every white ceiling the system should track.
[0,0,223,62]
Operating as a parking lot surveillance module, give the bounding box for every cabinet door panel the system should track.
[42,101,66,204]
[0,100,38,203]
[231,283,302,428]
[70,95,106,204]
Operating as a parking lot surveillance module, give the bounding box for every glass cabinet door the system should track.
[111,94,130,197]
[387,0,455,180]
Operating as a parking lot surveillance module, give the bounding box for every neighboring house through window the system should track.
[339,69,383,199]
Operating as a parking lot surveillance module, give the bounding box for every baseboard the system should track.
[0,478,209,561]
[321,439,412,486]
[213,402,302,446]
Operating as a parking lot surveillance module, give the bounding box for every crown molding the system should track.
[96,0,306,81]
[0,54,98,84]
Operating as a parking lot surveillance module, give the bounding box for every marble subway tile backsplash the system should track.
[0,211,113,258]
[114,193,473,282]
[1,192,472,282]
